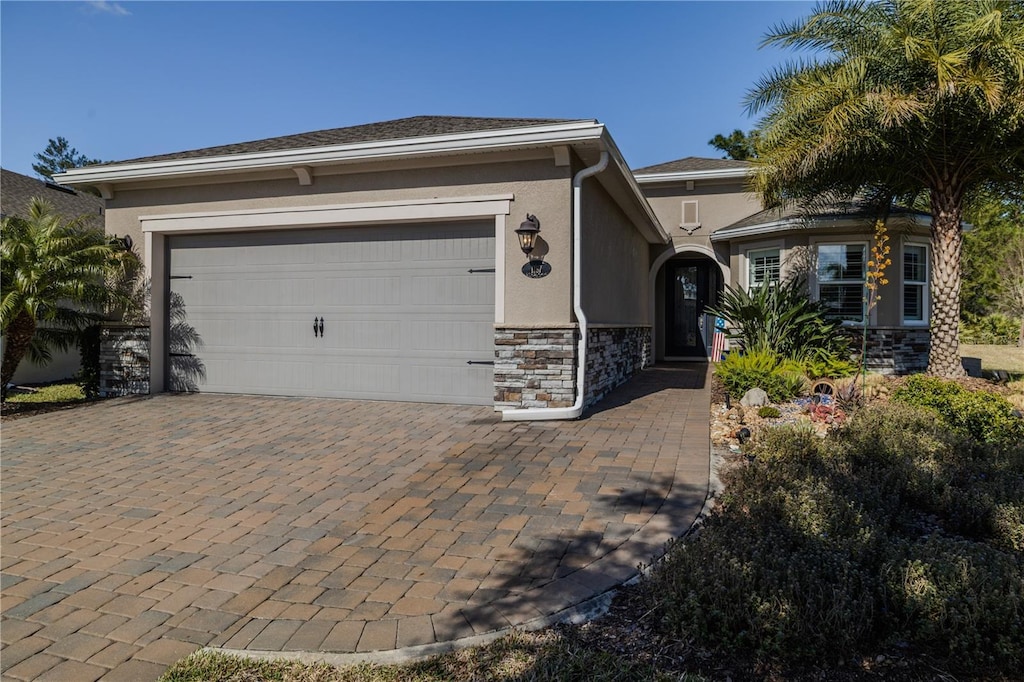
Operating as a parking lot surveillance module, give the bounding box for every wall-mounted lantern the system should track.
[514,214,551,278]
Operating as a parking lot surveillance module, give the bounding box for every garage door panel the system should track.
[167,222,494,405]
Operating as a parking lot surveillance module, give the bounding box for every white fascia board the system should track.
[53,121,605,186]
[634,167,751,184]
[139,194,514,234]
[710,212,932,242]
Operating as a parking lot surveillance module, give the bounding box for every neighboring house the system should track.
[54,116,933,418]
[0,168,105,385]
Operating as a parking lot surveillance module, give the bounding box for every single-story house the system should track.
[54,116,933,419]
[1,168,106,386]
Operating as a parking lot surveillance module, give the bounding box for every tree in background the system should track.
[32,137,104,181]
[748,0,1024,377]
[708,129,759,160]
[0,199,131,397]
[962,189,1024,345]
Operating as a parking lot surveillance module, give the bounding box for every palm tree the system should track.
[748,0,1024,377]
[1,198,126,397]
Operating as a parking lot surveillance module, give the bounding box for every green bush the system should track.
[642,405,1024,671]
[802,354,858,379]
[961,313,1021,345]
[883,536,1024,664]
[891,375,1024,444]
[707,277,850,361]
[758,406,782,418]
[714,350,807,402]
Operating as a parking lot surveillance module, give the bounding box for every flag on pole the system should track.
[711,317,726,361]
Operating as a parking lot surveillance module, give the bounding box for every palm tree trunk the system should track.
[928,186,967,378]
[1,311,37,399]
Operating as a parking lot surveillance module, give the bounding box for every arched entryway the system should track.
[650,246,728,361]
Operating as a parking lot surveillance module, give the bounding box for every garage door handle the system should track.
[314,316,324,337]
[318,318,324,337]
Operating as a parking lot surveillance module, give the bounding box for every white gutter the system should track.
[502,150,609,422]
[52,120,606,185]
[634,167,751,183]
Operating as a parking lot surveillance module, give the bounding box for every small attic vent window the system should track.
[680,200,700,231]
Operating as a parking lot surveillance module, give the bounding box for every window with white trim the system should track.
[816,243,866,322]
[747,248,781,289]
[903,244,928,324]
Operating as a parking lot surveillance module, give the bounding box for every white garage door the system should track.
[166,222,495,405]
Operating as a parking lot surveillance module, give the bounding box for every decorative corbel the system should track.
[292,166,314,186]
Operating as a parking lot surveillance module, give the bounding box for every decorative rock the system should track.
[740,387,770,407]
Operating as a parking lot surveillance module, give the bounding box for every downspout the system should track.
[502,150,609,421]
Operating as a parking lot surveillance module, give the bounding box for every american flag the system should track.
[711,329,726,362]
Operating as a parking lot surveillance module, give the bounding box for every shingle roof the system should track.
[105,115,582,166]
[717,200,925,233]
[633,156,751,174]
[1,168,104,227]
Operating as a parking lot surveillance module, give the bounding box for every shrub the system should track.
[961,312,1021,345]
[642,405,1024,671]
[802,354,858,379]
[714,350,807,402]
[883,537,1024,665]
[758,406,781,418]
[77,324,101,399]
[891,375,1024,445]
[707,277,850,361]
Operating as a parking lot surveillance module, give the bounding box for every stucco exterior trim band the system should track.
[139,194,514,234]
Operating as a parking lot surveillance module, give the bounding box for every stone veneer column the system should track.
[494,327,577,409]
[585,327,653,406]
[99,323,151,397]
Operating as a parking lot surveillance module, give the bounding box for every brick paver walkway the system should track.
[1,364,710,681]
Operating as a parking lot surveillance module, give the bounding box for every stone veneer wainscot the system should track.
[494,326,653,410]
[99,323,150,397]
[855,327,931,375]
[585,326,652,405]
[494,327,577,409]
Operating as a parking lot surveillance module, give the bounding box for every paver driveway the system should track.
[1,365,710,681]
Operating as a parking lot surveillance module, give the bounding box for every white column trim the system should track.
[495,214,506,325]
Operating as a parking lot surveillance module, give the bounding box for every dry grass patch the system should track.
[960,344,1024,376]
[159,630,685,682]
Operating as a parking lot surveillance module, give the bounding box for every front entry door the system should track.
[665,260,712,357]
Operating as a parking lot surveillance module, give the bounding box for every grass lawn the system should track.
[960,343,1024,376]
[4,382,85,404]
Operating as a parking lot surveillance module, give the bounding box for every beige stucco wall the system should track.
[643,179,763,242]
[579,174,651,325]
[105,156,576,326]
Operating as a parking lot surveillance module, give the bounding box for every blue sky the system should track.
[1,1,813,177]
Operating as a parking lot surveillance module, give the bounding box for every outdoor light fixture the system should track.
[514,214,551,278]
[515,214,540,255]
